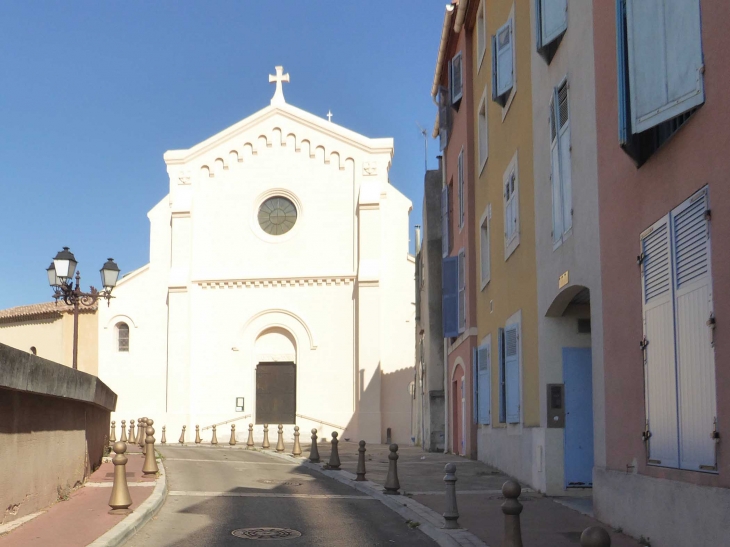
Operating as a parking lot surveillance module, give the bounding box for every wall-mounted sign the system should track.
[235,397,244,412]
[558,271,569,289]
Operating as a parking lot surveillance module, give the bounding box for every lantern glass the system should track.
[53,247,77,281]
[100,258,120,290]
[46,262,60,287]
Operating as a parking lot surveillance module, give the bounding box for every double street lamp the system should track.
[47,247,120,370]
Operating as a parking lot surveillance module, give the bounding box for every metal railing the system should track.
[295,413,346,430]
[201,414,251,431]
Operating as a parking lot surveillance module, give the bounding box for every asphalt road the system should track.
[124,446,437,547]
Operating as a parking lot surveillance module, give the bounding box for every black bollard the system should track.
[384,444,400,495]
[327,432,341,470]
[580,527,611,547]
[309,428,320,463]
[355,440,367,481]
[501,480,523,547]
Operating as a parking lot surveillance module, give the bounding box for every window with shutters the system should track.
[491,15,515,108]
[498,328,506,423]
[441,185,450,258]
[438,86,451,151]
[503,152,520,259]
[477,336,492,425]
[477,0,487,71]
[550,79,572,248]
[480,204,491,290]
[458,249,466,333]
[616,0,704,167]
[504,321,521,423]
[458,148,465,230]
[641,186,716,472]
[535,0,567,64]
[442,256,460,338]
[451,51,463,106]
[478,89,489,172]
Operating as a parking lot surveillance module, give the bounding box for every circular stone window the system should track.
[258,196,297,236]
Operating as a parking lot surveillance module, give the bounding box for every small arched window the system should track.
[116,323,129,352]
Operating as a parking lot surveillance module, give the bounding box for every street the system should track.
[124,446,436,547]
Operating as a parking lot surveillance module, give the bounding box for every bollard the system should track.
[292,426,302,456]
[501,480,524,547]
[179,425,186,445]
[355,440,367,481]
[129,419,136,445]
[262,424,270,449]
[108,441,133,514]
[580,527,611,547]
[138,418,147,448]
[120,420,127,443]
[384,444,400,495]
[246,423,254,449]
[142,420,158,475]
[161,426,167,445]
[195,425,202,444]
[443,463,460,529]
[309,428,320,463]
[327,431,341,470]
[211,425,218,445]
[276,424,285,452]
[110,421,117,443]
[230,424,237,446]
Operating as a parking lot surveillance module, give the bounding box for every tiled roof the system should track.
[0,301,97,323]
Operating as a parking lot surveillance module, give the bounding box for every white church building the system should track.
[98,68,416,444]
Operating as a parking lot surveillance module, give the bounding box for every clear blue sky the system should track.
[0,0,446,310]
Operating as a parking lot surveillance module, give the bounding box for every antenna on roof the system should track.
[416,122,428,173]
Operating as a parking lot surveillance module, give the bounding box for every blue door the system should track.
[563,348,594,488]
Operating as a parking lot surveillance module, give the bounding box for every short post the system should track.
[443,463,459,529]
[292,426,302,456]
[129,419,136,445]
[230,424,237,446]
[120,420,127,443]
[327,431,341,470]
[276,424,285,452]
[501,480,524,547]
[108,441,133,515]
[246,423,254,449]
[161,426,167,444]
[580,527,611,547]
[138,418,147,448]
[262,424,270,449]
[195,425,202,444]
[110,421,117,443]
[211,425,218,445]
[355,440,367,481]
[142,419,158,475]
[309,428,320,463]
[384,444,400,495]
[179,425,186,445]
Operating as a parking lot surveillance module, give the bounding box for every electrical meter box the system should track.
[547,384,565,428]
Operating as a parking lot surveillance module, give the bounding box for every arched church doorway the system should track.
[254,328,297,425]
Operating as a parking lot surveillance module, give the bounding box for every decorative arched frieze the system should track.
[104,314,139,329]
[240,308,317,350]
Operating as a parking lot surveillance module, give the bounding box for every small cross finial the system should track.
[269,66,290,106]
[327,110,333,122]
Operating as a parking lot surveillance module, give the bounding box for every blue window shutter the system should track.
[478,341,491,425]
[540,0,567,46]
[442,257,459,338]
[441,186,450,258]
[616,0,631,146]
[491,35,498,103]
[473,347,478,425]
[498,328,505,423]
[505,323,520,423]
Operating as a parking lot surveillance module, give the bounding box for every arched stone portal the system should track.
[254,327,297,425]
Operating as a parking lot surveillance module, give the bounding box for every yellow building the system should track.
[469,0,540,488]
[0,302,98,375]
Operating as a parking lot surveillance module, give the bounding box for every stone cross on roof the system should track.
[269,66,290,106]
[327,110,333,122]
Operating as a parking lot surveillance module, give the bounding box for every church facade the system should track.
[98,68,415,444]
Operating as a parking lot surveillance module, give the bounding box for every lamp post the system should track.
[47,247,120,370]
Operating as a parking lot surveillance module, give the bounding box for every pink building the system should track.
[593,1,730,544]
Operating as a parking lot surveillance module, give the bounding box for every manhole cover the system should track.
[257,479,302,486]
[232,528,302,540]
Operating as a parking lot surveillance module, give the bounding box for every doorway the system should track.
[256,362,296,424]
[563,347,594,488]
[452,365,465,455]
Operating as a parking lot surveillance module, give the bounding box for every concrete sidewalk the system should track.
[0,447,164,547]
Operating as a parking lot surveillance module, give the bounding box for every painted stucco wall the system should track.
[472,0,539,485]
[593,0,730,543]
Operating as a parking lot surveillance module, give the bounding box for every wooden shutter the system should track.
[491,35,499,103]
[442,256,459,338]
[451,52,463,104]
[641,215,679,468]
[626,0,704,133]
[458,149,464,228]
[557,82,572,233]
[496,20,514,97]
[672,188,716,471]
[550,92,563,244]
[504,168,519,243]
[540,0,568,46]
[458,250,466,332]
[478,340,491,424]
[439,86,450,151]
[498,328,506,423]
[480,211,490,286]
[441,186,450,258]
[505,323,520,423]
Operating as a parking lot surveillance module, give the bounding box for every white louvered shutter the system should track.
[478,341,491,425]
[550,93,562,243]
[541,0,568,46]
[557,83,572,233]
[626,0,704,133]
[672,188,717,471]
[641,215,679,468]
[458,149,465,228]
[451,52,463,104]
[442,186,450,258]
[496,20,514,97]
[504,323,520,423]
